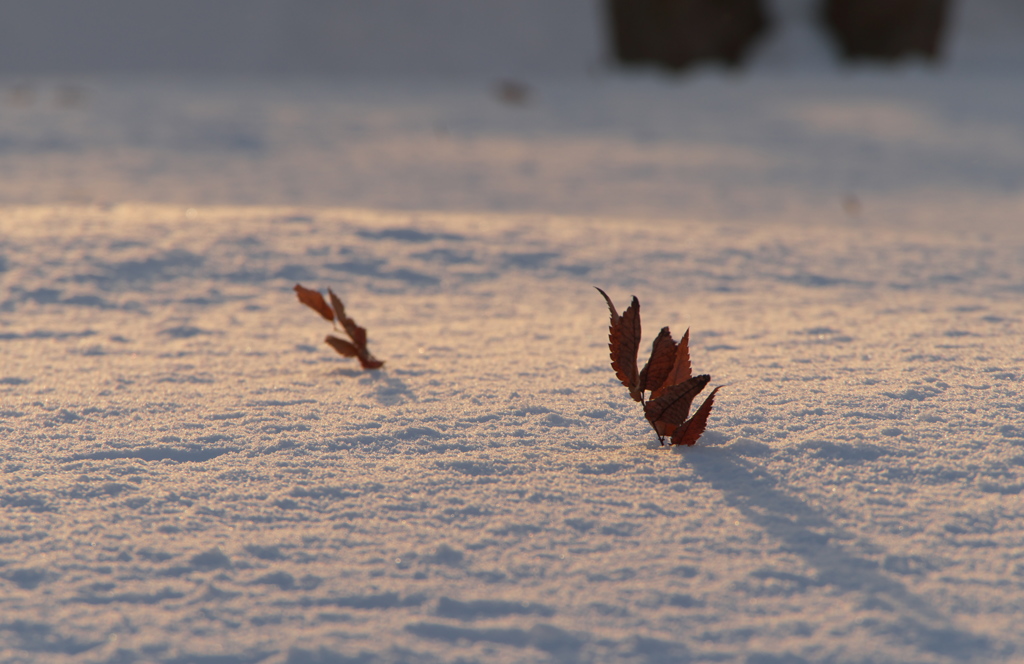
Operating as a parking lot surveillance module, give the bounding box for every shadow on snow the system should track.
[682,448,998,659]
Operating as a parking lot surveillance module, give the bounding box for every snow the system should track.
[3,74,1024,231]
[3,203,1023,662]
[3,3,1024,663]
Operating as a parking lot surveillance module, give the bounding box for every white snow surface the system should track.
[2,200,1024,663]
[3,73,1024,229]
[3,29,1024,664]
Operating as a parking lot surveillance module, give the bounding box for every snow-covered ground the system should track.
[3,3,1024,663]
[3,200,1023,663]
[3,73,1023,231]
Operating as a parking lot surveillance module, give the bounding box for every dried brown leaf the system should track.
[644,374,710,429]
[639,326,677,396]
[294,283,335,321]
[596,286,620,324]
[597,289,721,447]
[328,287,368,348]
[597,287,642,402]
[324,335,359,357]
[327,287,384,368]
[357,355,385,370]
[299,285,385,370]
[671,386,721,447]
[652,328,691,399]
[324,335,384,369]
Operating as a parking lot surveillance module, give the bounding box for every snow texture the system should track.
[2,202,1023,663]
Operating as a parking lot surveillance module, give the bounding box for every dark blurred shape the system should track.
[495,79,531,106]
[606,0,770,71]
[820,0,950,61]
[841,194,862,217]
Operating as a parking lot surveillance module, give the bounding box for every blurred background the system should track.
[0,0,1021,76]
[0,0,1021,228]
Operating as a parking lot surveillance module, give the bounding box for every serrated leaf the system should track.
[597,290,721,448]
[671,386,721,447]
[597,287,642,402]
[645,374,710,428]
[639,326,677,396]
[294,283,335,321]
[652,328,691,399]
[596,286,620,324]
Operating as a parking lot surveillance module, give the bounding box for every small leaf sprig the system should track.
[597,287,720,446]
[294,284,384,370]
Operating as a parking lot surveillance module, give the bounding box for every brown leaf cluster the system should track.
[597,287,720,446]
[294,284,384,370]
